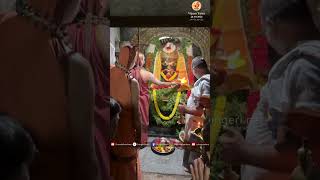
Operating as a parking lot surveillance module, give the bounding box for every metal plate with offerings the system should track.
[151,137,175,155]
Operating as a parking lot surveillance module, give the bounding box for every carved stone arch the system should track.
[131,27,210,64]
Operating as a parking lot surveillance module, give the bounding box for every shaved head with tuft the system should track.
[261,0,314,25]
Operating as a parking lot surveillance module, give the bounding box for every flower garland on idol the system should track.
[153,90,181,120]
[152,77,189,121]
[160,70,178,82]
[151,45,190,123]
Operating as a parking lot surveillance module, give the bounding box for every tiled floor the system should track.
[142,172,191,180]
[139,137,192,180]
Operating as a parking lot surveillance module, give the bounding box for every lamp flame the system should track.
[179,78,187,85]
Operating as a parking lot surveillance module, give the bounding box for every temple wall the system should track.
[120,28,138,42]
[110,28,121,65]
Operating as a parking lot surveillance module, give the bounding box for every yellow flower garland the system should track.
[153,90,181,120]
[160,71,178,82]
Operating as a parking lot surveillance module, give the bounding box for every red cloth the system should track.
[131,67,150,144]
[0,15,72,180]
[67,0,109,179]
[187,56,194,98]
[246,36,269,123]
[1,1,107,179]
[67,24,109,180]
[251,35,270,74]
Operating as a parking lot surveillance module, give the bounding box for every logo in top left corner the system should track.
[192,1,202,11]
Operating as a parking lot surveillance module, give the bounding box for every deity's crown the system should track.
[159,37,180,46]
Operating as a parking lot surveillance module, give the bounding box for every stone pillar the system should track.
[145,44,156,71]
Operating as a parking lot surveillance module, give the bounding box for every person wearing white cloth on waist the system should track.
[178,56,210,172]
[179,56,210,141]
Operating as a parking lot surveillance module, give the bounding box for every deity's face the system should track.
[163,42,176,54]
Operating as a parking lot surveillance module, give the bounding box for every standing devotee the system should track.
[131,52,176,144]
[219,0,320,179]
[179,57,210,142]
[67,1,110,179]
[110,46,141,180]
[0,0,100,180]
[178,56,210,171]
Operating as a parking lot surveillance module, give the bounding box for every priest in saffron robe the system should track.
[0,0,100,180]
